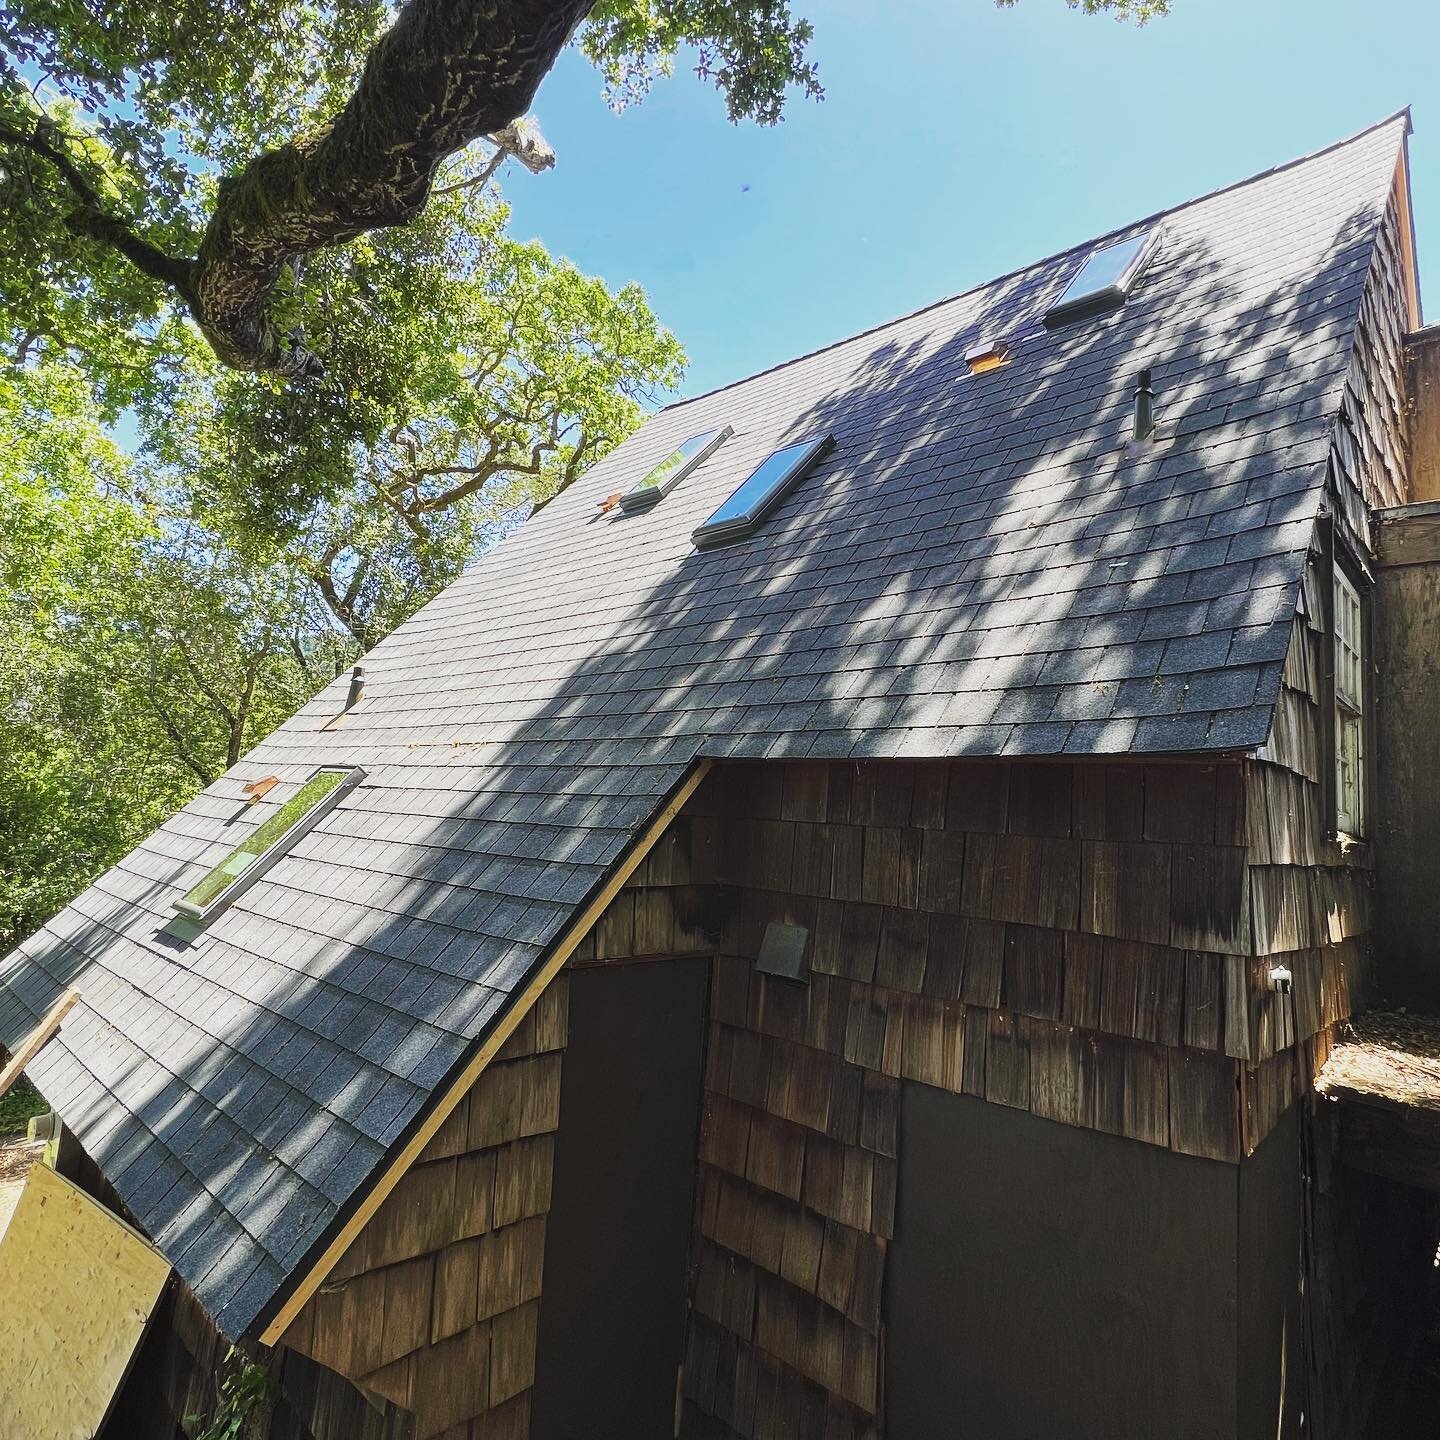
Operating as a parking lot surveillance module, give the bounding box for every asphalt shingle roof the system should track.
[0,114,1410,1338]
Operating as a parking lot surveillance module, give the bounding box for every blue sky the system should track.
[505,0,1434,402]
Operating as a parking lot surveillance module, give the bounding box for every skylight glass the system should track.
[1044,228,1160,327]
[619,424,733,513]
[693,434,834,548]
[173,767,362,921]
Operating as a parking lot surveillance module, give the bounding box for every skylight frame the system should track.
[692,433,835,548]
[618,424,734,514]
[172,766,365,924]
[1044,227,1162,328]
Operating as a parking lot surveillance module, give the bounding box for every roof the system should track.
[0,113,1412,1338]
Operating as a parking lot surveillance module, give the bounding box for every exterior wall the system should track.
[278,977,567,1440]
[1403,328,1440,504]
[577,756,1370,1438]
[104,1279,414,1440]
[531,958,709,1440]
[1374,518,1440,1010]
[1303,1103,1440,1439]
[1336,166,1412,518]
[1253,582,1372,1068]
[887,1088,1308,1440]
[104,742,1380,1440]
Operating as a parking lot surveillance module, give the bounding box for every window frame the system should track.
[172,767,365,924]
[692,433,834,548]
[1327,552,1371,840]
[1044,227,1161,329]
[618,424,733,514]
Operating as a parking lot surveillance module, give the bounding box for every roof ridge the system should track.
[663,108,1414,414]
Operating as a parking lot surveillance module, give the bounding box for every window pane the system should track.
[692,435,832,546]
[1067,234,1148,295]
[1335,708,1363,834]
[704,440,819,528]
[1045,230,1157,325]
[620,426,731,511]
[180,769,351,913]
[1334,571,1364,707]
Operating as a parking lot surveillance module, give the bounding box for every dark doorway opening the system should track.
[531,958,710,1440]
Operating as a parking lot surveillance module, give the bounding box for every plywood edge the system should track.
[1375,506,1440,567]
[257,757,713,1346]
[33,1159,173,1260]
[0,1160,171,1440]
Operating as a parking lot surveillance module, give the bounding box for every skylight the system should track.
[1044,228,1160,328]
[173,767,363,922]
[692,434,834,548]
[619,424,733,514]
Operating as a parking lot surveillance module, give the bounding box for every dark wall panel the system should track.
[532,960,709,1440]
[888,1084,1238,1440]
[1237,1106,1304,1440]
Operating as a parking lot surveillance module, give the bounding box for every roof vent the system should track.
[965,340,1009,375]
[1133,368,1156,442]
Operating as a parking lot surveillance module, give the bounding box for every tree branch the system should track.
[187,0,593,376]
[138,667,212,785]
[0,116,196,297]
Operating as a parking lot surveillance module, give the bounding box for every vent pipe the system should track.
[1133,368,1156,443]
[346,665,366,709]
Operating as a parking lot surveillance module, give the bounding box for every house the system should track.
[2,110,1438,1440]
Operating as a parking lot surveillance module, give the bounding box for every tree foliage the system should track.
[0,0,822,379]
[0,170,682,946]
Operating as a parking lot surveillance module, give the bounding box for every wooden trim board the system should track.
[257,757,713,1345]
[0,988,79,1101]
[1376,506,1440,568]
[1395,147,1423,332]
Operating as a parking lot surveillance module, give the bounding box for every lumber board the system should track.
[0,988,79,1099]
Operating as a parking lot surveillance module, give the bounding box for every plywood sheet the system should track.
[0,1161,170,1440]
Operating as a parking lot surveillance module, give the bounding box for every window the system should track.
[1333,569,1366,836]
[173,767,363,922]
[692,434,834,548]
[619,425,733,514]
[1044,228,1160,328]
